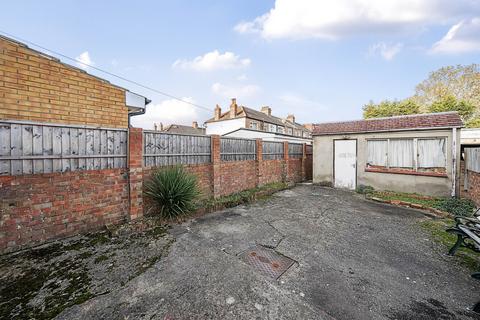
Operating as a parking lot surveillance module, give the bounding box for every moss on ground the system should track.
[420,219,480,271]
[199,182,289,212]
[366,190,476,217]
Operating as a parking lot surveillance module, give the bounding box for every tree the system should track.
[413,64,480,109]
[466,117,480,128]
[363,99,420,119]
[428,95,475,123]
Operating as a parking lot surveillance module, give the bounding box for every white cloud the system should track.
[237,74,248,81]
[173,50,251,71]
[368,42,403,60]
[235,0,479,40]
[75,51,94,69]
[431,18,480,54]
[130,97,198,130]
[211,82,260,99]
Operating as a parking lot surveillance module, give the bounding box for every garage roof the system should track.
[312,112,463,136]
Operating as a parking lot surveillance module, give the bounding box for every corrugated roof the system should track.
[312,112,463,136]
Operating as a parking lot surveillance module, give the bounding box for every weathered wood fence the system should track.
[220,137,256,162]
[0,120,127,175]
[263,141,284,160]
[143,131,211,166]
[288,143,304,159]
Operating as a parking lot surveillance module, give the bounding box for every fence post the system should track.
[211,135,221,198]
[128,127,144,220]
[255,139,263,187]
[283,141,289,182]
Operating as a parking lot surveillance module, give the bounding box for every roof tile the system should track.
[312,112,463,135]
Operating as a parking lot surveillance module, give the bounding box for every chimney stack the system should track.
[214,104,221,120]
[154,123,158,131]
[286,114,295,123]
[230,98,238,118]
[192,121,198,129]
[261,106,272,116]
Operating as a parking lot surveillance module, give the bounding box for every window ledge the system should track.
[365,167,448,178]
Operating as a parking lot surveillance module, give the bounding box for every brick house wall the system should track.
[0,37,128,128]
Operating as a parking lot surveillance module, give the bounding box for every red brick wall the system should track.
[0,169,128,252]
[287,159,303,182]
[218,161,257,196]
[305,154,313,180]
[259,160,285,186]
[460,161,480,206]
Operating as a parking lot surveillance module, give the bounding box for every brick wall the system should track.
[0,37,128,128]
[259,160,285,186]
[0,169,129,252]
[1,129,312,253]
[460,160,480,206]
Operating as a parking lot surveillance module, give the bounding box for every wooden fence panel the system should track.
[288,143,304,159]
[143,131,211,166]
[465,147,480,173]
[262,141,284,160]
[0,120,127,175]
[220,137,256,161]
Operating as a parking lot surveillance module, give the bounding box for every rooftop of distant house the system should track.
[154,121,206,135]
[312,112,464,136]
[205,98,310,132]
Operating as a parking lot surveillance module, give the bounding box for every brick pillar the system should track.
[128,127,143,220]
[211,135,221,198]
[301,143,307,181]
[255,139,263,187]
[283,141,289,182]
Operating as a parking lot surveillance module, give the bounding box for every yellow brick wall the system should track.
[0,37,128,128]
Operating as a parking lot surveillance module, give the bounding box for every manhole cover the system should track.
[238,245,295,279]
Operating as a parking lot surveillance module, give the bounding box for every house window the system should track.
[366,138,447,174]
[268,124,276,132]
[250,121,258,130]
[287,128,293,135]
[277,126,284,134]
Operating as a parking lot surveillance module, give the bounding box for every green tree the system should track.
[413,64,480,109]
[363,99,420,119]
[465,117,480,128]
[428,95,475,123]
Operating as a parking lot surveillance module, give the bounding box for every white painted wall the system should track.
[205,118,246,135]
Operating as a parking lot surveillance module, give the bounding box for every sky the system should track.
[1,0,480,129]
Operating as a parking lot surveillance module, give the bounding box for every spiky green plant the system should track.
[144,166,199,219]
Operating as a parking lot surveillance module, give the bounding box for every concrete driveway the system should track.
[58,185,480,320]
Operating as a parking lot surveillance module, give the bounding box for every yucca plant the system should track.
[144,166,200,219]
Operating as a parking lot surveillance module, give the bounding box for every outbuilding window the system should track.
[366,137,447,174]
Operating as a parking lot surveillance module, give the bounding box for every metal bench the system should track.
[447,208,480,255]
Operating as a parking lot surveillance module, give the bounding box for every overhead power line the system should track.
[0,30,213,113]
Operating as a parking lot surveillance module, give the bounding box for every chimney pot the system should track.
[287,114,295,123]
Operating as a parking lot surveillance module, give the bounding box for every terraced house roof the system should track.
[312,112,463,136]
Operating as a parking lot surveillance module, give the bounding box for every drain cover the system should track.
[238,245,294,279]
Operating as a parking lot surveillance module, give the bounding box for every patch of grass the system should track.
[199,182,289,211]
[369,190,476,217]
[420,219,480,271]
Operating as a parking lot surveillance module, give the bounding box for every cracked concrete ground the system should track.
[57,185,480,320]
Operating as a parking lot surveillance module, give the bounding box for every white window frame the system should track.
[366,137,447,172]
[249,121,258,130]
